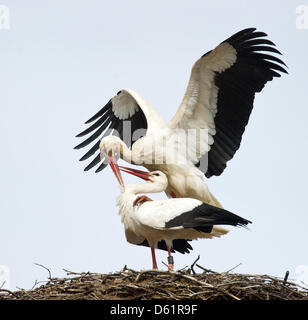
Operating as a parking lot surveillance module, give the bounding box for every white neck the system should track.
[124,181,166,196]
[117,181,166,224]
[118,140,132,163]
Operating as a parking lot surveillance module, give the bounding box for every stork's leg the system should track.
[168,193,179,270]
[133,194,154,271]
[151,247,158,269]
[166,245,174,271]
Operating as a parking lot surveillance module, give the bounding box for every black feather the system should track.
[241,38,276,48]
[84,100,112,124]
[95,161,108,173]
[84,153,101,171]
[138,239,193,254]
[79,141,100,161]
[74,116,113,149]
[76,109,112,138]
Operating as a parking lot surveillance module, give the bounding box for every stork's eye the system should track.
[153,173,160,176]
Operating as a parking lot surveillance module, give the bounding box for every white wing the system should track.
[169,28,287,177]
[136,198,250,231]
[137,198,201,229]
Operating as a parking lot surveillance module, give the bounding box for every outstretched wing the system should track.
[169,28,287,177]
[74,89,164,173]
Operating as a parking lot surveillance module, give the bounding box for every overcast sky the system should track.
[1,0,308,290]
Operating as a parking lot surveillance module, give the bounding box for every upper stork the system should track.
[75,28,287,206]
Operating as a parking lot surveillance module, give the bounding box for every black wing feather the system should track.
[84,100,112,124]
[74,114,113,150]
[76,109,113,138]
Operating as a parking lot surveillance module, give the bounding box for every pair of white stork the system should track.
[75,28,287,270]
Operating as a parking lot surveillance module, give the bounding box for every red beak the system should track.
[118,165,151,181]
[108,156,124,187]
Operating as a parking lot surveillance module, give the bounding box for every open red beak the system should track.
[118,165,151,181]
[108,156,124,187]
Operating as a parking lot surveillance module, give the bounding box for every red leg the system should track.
[166,245,174,271]
[151,247,158,269]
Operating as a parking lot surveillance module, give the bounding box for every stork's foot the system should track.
[166,245,174,271]
[167,256,174,271]
[133,195,153,206]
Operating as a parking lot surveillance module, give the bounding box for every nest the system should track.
[1,260,307,300]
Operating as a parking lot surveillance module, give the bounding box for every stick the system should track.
[283,270,289,285]
[190,255,200,275]
[225,263,242,273]
[34,263,52,280]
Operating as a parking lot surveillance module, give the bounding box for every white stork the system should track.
[108,157,251,270]
[75,28,287,207]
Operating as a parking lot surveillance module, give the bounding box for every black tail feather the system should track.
[138,239,193,254]
[165,203,251,233]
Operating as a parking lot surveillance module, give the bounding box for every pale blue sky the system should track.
[1,0,307,290]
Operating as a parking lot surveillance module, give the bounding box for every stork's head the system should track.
[119,167,168,189]
[99,136,123,158]
[101,136,125,188]
[147,171,168,188]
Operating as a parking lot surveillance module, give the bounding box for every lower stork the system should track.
[108,156,251,270]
